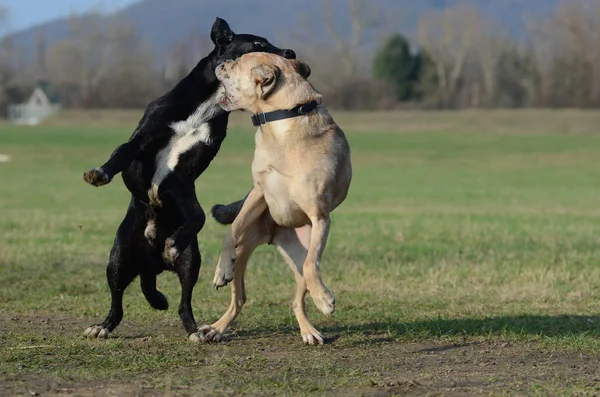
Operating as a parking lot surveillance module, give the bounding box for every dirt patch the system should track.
[4,341,600,396]
[0,380,173,397]
[324,339,599,396]
[2,314,600,396]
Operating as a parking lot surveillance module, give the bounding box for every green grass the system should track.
[1,110,600,396]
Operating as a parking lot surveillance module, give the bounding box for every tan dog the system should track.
[196,53,352,345]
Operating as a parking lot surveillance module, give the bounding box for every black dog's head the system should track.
[210,17,296,63]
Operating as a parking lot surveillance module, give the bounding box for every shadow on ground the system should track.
[232,314,600,343]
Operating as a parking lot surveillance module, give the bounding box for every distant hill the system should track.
[7,0,569,66]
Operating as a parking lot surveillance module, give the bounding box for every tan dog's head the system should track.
[215,52,321,114]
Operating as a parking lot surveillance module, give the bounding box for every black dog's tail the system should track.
[140,274,169,311]
[210,189,251,225]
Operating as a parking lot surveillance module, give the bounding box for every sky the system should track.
[3,0,138,32]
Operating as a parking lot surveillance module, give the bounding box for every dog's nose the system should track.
[282,49,296,59]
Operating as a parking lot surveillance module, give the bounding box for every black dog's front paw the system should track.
[163,238,180,264]
[83,168,111,187]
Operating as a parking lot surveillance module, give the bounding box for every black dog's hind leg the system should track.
[85,208,139,338]
[176,240,204,341]
[85,201,168,338]
[85,237,137,338]
[140,270,169,311]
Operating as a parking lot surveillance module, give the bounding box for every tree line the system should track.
[1,1,600,112]
[372,2,600,109]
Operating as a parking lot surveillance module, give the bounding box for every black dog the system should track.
[82,17,295,341]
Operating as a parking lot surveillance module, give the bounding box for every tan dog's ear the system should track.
[251,64,280,99]
[290,60,311,79]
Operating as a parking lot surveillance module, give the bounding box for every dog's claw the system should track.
[189,332,208,343]
[84,325,110,339]
[212,256,235,289]
[311,289,336,316]
[212,270,233,289]
[301,325,325,346]
[197,325,224,343]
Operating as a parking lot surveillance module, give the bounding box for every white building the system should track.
[7,82,61,125]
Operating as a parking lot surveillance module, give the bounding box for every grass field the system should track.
[1,109,600,396]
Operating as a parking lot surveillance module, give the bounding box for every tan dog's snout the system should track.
[215,60,235,81]
[215,60,238,112]
[215,53,318,114]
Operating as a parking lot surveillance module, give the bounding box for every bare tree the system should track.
[528,0,600,107]
[418,12,447,94]
[290,0,396,109]
[470,16,509,107]
[0,7,33,114]
[418,4,483,106]
[98,17,158,108]
[186,30,212,67]
[0,4,8,36]
[320,0,379,79]
[163,41,190,85]
[161,30,212,90]
[34,29,48,80]
[46,13,111,107]
[0,5,13,114]
[48,13,158,108]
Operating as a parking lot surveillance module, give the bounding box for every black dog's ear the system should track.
[251,64,281,100]
[290,60,311,79]
[211,17,235,46]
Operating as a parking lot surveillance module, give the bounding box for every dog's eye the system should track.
[253,41,265,48]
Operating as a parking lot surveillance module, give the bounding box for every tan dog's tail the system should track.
[210,189,251,225]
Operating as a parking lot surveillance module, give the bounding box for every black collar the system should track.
[251,100,319,127]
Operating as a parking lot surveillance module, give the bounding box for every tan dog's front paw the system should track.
[301,325,325,345]
[197,325,225,342]
[311,289,335,316]
[212,256,235,289]
[83,168,111,187]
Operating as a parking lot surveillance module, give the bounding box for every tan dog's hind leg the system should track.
[199,216,271,342]
[230,187,267,242]
[303,216,335,315]
[213,187,268,288]
[198,228,249,342]
[274,226,326,345]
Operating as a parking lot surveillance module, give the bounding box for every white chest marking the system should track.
[148,90,222,204]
